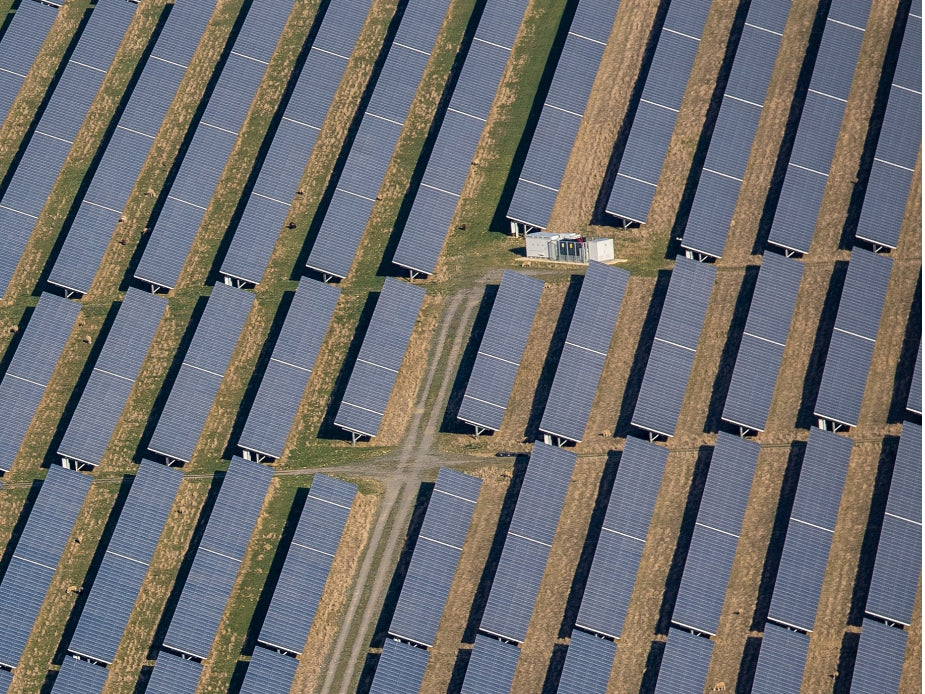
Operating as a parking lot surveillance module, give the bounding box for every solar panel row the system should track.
[0,293,81,472]
[850,617,908,693]
[239,645,299,694]
[387,468,481,649]
[653,627,714,693]
[632,256,716,438]
[238,279,340,460]
[506,0,623,230]
[0,0,59,126]
[219,0,375,286]
[134,0,297,291]
[304,0,453,281]
[52,656,109,693]
[0,465,92,669]
[908,342,922,415]
[390,0,530,277]
[766,0,874,255]
[147,283,254,464]
[540,261,629,443]
[47,0,217,297]
[334,277,426,440]
[751,621,810,693]
[458,270,544,433]
[605,0,714,224]
[680,0,791,259]
[722,252,804,433]
[0,0,138,297]
[555,628,617,693]
[854,3,921,250]
[368,638,430,694]
[814,248,893,428]
[460,633,520,694]
[478,443,575,645]
[59,288,166,468]
[144,650,202,694]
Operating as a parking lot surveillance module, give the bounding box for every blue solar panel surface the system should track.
[540,262,628,442]
[908,343,922,414]
[239,279,340,459]
[654,628,713,694]
[148,284,253,463]
[865,513,920,626]
[0,668,10,692]
[391,0,530,276]
[556,628,616,694]
[0,0,58,125]
[507,0,623,229]
[305,0,452,280]
[239,645,300,694]
[632,257,715,437]
[850,618,907,694]
[459,271,544,431]
[144,651,202,694]
[51,656,108,693]
[335,278,425,438]
[767,0,873,254]
[0,0,137,297]
[0,465,91,668]
[368,639,430,694]
[460,634,521,694]
[220,0,374,285]
[48,0,216,295]
[134,0,295,290]
[752,622,809,693]
[576,437,668,639]
[885,422,921,523]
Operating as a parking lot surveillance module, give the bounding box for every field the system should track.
[0,0,919,691]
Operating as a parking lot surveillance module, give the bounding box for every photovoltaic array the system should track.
[0,0,59,125]
[555,628,616,693]
[133,0,296,291]
[766,0,874,255]
[51,460,182,691]
[0,465,92,669]
[238,279,340,461]
[52,656,109,693]
[680,0,791,259]
[0,293,80,472]
[47,0,216,297]
[631,256,715,438]
[241,474,356,692]
[814,248,893,429]
[334,277,425,440]
[367,638,429,694]
[0,0,137,297]
[460,633,521,694]
[143,650,202,694]
[458,270,544,433]
[722,252,804,433]
[908,343,922,414]
[850,617,908,693]
[854,0,921,250]
[58,288,166,469]
[506,0,623,230]
[390,0,530,277]
[147,283,253,464]
[540,261,628,444]
[751,621,810,693]
[605,0,713,225]
[653,627,714,693]
[219,0,374,287]
[304,0,452,281]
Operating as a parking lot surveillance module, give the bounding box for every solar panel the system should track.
[219,0,374,286]
[815,249,893,428]
[480,443,576,643]
[864,513,920,626]
[850,618,907,693]
[51,656,108,693]
[885,422,921,523]
[304,0,453,280]
[556,629,616,694]
[162,457,273,660]
[458,271,544,432]
[766,0,873,254]
[238,279,340,460]
[460,634,520,694]
[0,667,12,691]
[144,651,202,694]
[238,645,300,694]
[388,469,481,647]
[133,0,296,291]
[334,278,425,439]
[575,436,668,639]
[256,474,355,656]
[790,427,853,532]
[48,0,216,296]
[368,638,430,694]
[390,0,530,277]
[148,284,253,464]
[540,262,629,443]
[632,257,715,437]
[0,293,80,472]
[751,622,809,693]
[0,0,137,297]
[0,0,59,125]
[0,465,92,668]
[506,0,623,230]
[653,628,713,693]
